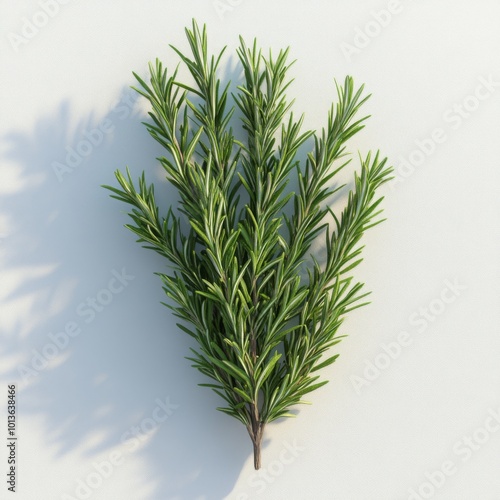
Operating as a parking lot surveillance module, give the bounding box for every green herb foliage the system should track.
[104,20,392,469]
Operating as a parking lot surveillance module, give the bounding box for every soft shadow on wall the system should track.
[0,71,258,499]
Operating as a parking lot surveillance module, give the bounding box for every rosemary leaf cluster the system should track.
[104,20,392,469]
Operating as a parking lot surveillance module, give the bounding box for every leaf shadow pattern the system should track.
[0,79,255,499]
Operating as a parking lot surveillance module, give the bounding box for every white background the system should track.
[1,1,500,499]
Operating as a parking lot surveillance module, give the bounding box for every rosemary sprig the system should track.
[103,20,393,469]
